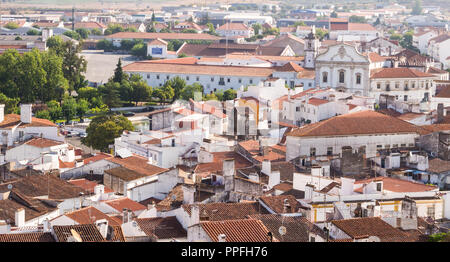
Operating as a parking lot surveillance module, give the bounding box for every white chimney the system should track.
[94,185,105,196]
[182,185,195,204]
[261,159,271,175]
[127,209,133,222]
[0,220,10,234]
[190,205,200,226]
[0,104,5,123]
[43,218,50,232]
[218,234,226,242]
[15,208,25,227]
[268,170,280,190]
[20,104,32,124]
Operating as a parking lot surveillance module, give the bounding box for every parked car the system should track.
[79,132,87,138]
[67,131,79,137]
[123,111,135,117]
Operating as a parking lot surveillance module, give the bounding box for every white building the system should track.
[427,34,450,69]
[216,23,254,38]
[413,30,439,55]
[286,110,422,162]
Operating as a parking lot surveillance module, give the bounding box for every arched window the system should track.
[356,73,361,85]
[322,72,328,83]
[339,71,345,83]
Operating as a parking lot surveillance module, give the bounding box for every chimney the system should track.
[94,185,105,196]
[15,208,25,227]
[190,205,200,226]
[182,184,195,204]
[437,103,444,123]
[127,209,133,222]
[261,159,271,175]
[223,158,235,192]
[43,219,50,232]
[305,184,315,200]
[0,221,10,234]
[218,234,226,242]
[20,104,32,124]
[122,208,128,224]
[0,104,4,123]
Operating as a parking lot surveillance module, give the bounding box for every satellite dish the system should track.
[70,229,83,242]
[7,184,12,190]
[278,226,287,236]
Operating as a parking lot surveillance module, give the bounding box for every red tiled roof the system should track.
[275,61,304,72]
[136,216,186,240]
[0,114,57,129]
[308,98,329,106]
[105,32,220,41]
[217,23,250,31]
[53,224,105,242]
[430,34,450,44]
[68,179,114,194]
[287,110,426,137]
[331,217,416,242]
[368,52,388,63]
[63,206,121,226]
[103,197,147,212]
[354,177,437,192]
[194,151,253,174]
[200,219,274,242]
[183,201,269,220]
[370,68,435,79]
[24,137,63,148]
[0,232,55,242]
[348,23,377,31]
[123,62,275,77]
[428,158,450,173]
[142,57,198,65]
[83,153,112,165]
[59,159,76,169]
[106,155,169,179]
[259,195,302,214]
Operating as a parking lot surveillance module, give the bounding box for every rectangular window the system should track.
[392,144,398,148]
[327,147,333,156]
[250,79,253,84]
[395,83,399,89]
[238,79,242,83]
[196,76,199,81]
[377,83,381,89]
[400,144,406,147]
[377,145,382,149]
[376,183,382,192]
[310,147,316,157]
[186,76,190,81]
[427,206,435,218]
[156,75,160,79]
[147,74,150,79]
[227,78,230,83]
[211,77,214,82]
[386,84,390,90]
[296,107,300,112]
[356,74,361,84]
[404,95,408,101]
[166,76,169,80]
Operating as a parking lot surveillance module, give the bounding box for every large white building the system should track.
[286,110,423,162]
[427,34,450,69]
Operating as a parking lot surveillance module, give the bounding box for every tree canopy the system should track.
[82,114,134,152]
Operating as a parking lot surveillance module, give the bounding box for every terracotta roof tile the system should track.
[83,153,112,165]
[105,32,220,41]
[217,23,250,31]
[106,155,169,180]
[200,219,274,242]
[136,216,186,240]
[0,114,57,129]
[103,197,147,212]
[183,201,269,221]
[0,232,55,242]
[63,206,121,226]
[248,214,313,242]
[259,195,302,214]
[194,151,253,174]
[370,68,435,79]
[24,137,63,148]
[53,224,105,242]
[348,23,377,31]
[428,158,450,173]
[331,217,416,242]
[68,179,113,194]
[354,177,437,192]
[287,110,426,137]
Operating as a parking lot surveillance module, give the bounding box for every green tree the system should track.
[75,28,90,39]
[47,100,63,122]
[16,49,47,103]
[40,51,69,102]
[131,80,152,105]
[113,58,124,83]
[4,22,19,29]
[293,21,306,27]
[0,93,19,114]
[63,31,81,40]
[390,33,402,40]
[26,29,40,35]
[104,24,124,35]
[316,28,328,40]
[153,84,174,103]
[131,43,148,58]
[77,86,100,102]
[180,83,203,100]
[252,24,262,35]
[0,49,20,99]
[412,0,422,15]
[91,28,103,35]
[223,89,237,101]
[181,29,198,33]
[82,114,134,152]
[165,76,186,101]
[96,39,114,51]
[98,81,121,109]
[48,40,88,91]
[349,16,367,23]
[151,12,156,22]
[76,98,90,122]
[46,36,64,49]
[35,110,51,120]
[203,93,218,101]
[61,96,77,123]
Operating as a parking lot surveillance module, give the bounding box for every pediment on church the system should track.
[315,44,370,64]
